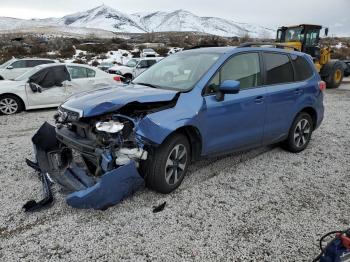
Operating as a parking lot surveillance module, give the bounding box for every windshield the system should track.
[0,58,16,69]
[133,52,221,91]
[144,49,154,52]
[126,59,138,67]
[15,67,42,81]
[285,27,304,42]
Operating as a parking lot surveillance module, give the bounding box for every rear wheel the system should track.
[0,95,23,115]
[141,133,190,194]
[325,63,344,89]
[283,112,313,153]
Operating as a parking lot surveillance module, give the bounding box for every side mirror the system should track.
[29,82,42,93]
[216,80,240,101]
[325,28,329,37]
[7,65,13,70]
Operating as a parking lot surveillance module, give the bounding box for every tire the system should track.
[0,95,23,115]
[283,112,313,153]
[0,76,4,80]
[141,133,191,194]
[325,63,344,89]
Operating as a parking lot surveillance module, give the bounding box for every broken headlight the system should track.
[96,120,124,133]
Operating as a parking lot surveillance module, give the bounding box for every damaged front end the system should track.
[27,96,178,210]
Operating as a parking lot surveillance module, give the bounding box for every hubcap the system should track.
[0,98,18,115]
[294,118,311,148]
[334,69,342,83]
[165,144,188,186]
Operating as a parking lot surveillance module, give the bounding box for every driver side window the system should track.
[205,52,261,94]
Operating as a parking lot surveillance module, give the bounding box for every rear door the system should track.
[66,66,96,97]
[66,66,113,97]
[262,52,305,144]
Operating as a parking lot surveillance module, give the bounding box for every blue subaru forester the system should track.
[55,47,324,199]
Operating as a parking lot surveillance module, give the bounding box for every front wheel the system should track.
[0,95,23,115]
[141,133,190,194]
[283,112,313,153]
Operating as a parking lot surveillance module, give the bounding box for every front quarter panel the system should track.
[135,90,204,145]
[0,81,28,107]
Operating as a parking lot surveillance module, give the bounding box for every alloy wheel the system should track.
[165,144,188,186]
[293,118,311,148]
[0,97,18,115]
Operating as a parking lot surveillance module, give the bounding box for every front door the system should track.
[26,65,70,107]
[201,52,267,155]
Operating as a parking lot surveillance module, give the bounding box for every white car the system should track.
[108,57,163,82]
[0,63,122,115]
[0,58,57,80]
[167,47,184,55]
[140,48,159,58]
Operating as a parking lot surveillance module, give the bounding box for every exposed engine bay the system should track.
[54,98,178,175]
[25,97,179,211]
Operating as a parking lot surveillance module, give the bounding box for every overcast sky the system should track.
[0,0,349,36]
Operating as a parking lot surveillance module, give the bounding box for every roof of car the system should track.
[16,58,57,61]
[32,63,96,70]
[183,46,305,56]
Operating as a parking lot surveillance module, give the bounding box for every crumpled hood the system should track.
[62,84,178,118]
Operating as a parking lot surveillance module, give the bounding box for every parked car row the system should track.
[108,57,163,82]
[0,63,122,115]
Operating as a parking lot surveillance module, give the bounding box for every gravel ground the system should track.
[1,79,350,262]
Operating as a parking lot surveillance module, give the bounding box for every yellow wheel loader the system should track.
[276,24,350,88]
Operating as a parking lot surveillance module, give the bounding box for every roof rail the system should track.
[238,42,299,52]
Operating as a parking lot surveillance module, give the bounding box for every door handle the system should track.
[254,96,264,104]
[294,88,303,95]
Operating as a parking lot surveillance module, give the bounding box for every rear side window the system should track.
[263,53,294,85]
[86,68,96,78]
[291,55,313,81]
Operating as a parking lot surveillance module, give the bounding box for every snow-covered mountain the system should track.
[0,5,274,38]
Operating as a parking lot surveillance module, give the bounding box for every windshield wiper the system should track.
[133,82,160,89]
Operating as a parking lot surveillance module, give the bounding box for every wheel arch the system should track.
[174,126,202,161]
[0,93,26,110]
[299,107,318,129]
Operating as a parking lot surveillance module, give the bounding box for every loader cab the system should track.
[276,24,324,58]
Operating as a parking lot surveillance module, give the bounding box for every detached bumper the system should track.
[66,161,144,210]
[29,122,145,211]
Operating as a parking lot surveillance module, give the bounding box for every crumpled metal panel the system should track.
[66,161,144,210]
[62,84,178,118]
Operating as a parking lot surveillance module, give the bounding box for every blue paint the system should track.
[61,47,324,158]
[66,161,144,210]
[62,84,178,118]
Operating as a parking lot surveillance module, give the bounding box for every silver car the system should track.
[0,63,122,115]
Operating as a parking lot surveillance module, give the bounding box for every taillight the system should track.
[113,76,121,82]
[318,81,326,91]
